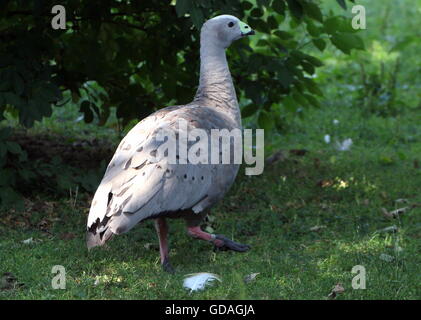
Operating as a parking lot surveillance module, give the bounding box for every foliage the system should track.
[0,0,363,131]
[0,0,364,207]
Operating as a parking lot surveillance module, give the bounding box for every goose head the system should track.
[201,15,255,49]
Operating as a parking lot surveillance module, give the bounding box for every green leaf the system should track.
[5,141,22,155]
[313,38,326,52]
[331,33,365,54]
[286,0,304,20]
[176,0,191,17]
[273,0,286,15]
[241,103,259,118]
[242,1,254,10]
[277,67,294,89]
[267,15,278,30]
[336,0,347,10]
[189,6,205,29]
[306,21,321,37]
[304,55,323,67]
[302,2,323,23]
[301,61,315,75]
[251,8,264,18]
[274,30,293,40]
[303,78,324,96]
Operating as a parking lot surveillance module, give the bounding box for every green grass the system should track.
[1,103,420,300]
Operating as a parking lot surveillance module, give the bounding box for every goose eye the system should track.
[227,22,234,28]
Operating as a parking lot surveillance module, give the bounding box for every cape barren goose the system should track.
[87,15,254,272]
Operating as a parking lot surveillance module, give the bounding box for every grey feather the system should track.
[87,15,244,248]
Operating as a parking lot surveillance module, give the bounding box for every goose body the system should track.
[86,15,254,271]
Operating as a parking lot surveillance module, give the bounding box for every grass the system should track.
[1,102,420,299]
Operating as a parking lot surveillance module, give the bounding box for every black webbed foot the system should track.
[162,257,175,274]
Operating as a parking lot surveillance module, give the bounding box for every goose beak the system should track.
[243,29,255,36]
[239,21,255,37]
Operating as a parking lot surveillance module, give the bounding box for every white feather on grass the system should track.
[183,273,221,292]
[335,138,353,151]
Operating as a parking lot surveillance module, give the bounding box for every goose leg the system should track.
[187,226,250,252]
[154,218,174,273]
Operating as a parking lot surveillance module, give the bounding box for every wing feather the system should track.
[87,105,239,237]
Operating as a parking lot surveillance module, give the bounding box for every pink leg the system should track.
[187,226,224,247]
[154,218,174,273]
[187,226,250,252]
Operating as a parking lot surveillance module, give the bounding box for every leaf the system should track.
[189,6,204,29]
[302,1,323,23]
[286,0,303,20]
[175,0,191,17]
[272,0,286,15]
[5,141,22,155]
[241,1,253,10]
[241,103,259,118]
[306,21,321,37]
[301,61,315,75]
[331,33,365,54]
[277,67,294,89]
[267,15,278,29]
[251,8,264,18]
[336,0,347,10]
[274,30,293,40]
[304,55,323,67]
[303,78,323,96]
[313,38,326,52]
[324,17,342,34]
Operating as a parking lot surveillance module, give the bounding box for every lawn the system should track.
[1,102,420,299]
